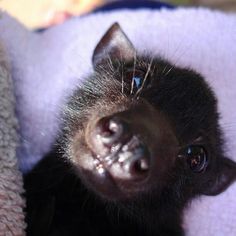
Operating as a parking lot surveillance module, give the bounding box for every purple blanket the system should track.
[0,7,235,235]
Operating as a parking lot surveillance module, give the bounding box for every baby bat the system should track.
[24,23,236,236]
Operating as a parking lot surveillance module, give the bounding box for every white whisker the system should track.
[121,62,124,94]
[135,57,154,99]
[162,63,169,75]
[164,66,174,76]
[107,54,114,71]
[130,53,137,95]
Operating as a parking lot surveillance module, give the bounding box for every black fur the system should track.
[24,23,236,236]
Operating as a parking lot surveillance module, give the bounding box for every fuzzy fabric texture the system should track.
[0,7,236,235]
[0,43,25,234]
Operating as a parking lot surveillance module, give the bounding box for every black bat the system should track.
[24,23,236,236]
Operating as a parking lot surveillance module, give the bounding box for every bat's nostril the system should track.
[122,145,150,180]
[96,117,130,146]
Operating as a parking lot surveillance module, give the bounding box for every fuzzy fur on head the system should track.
[25,23,236,236]
[58,23,236,234]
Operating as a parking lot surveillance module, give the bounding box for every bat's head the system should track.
[62,23,236,206]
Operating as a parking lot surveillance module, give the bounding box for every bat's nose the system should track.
[91,116,150,181]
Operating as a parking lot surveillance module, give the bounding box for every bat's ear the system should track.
[92,22,136,68]
[202,158,236,196]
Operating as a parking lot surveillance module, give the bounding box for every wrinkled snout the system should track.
[83,101,178,199]
[90,116,150,181]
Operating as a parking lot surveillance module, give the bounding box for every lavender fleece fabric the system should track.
[0,7,236,235]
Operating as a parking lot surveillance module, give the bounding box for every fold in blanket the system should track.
[0,7,236,235]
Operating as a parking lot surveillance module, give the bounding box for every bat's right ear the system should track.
[92,23,136,68]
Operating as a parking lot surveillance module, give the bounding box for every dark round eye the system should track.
[125,69,146,93]
[133,76,142,89]
[178,145,208,173]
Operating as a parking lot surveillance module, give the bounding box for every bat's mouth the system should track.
[91,135,150,181]
[78,134,151,200]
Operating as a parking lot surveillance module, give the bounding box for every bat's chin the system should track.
[74,135,151,201]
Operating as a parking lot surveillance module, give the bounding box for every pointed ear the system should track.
[202,158,236,196]
[92,22,136,67]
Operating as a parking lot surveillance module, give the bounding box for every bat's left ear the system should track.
[92,22,136,68]
[202,158,236,196]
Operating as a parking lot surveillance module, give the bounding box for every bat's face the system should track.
[62,23,236,205]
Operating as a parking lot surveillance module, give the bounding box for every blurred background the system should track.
[0,0,236,29]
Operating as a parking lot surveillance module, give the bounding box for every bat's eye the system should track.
[133,76,142,89]
[125,69,147,93]
[178,145,208,173]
